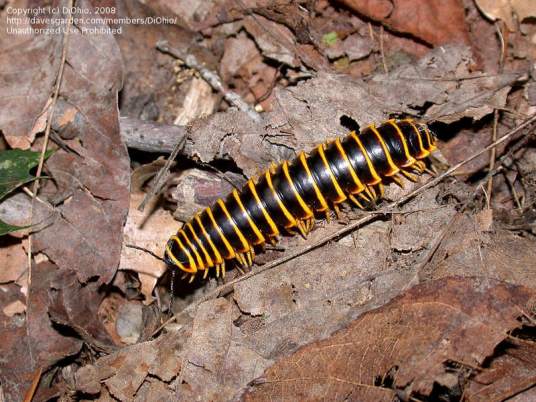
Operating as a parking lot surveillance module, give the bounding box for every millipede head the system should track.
[164,237,196,274]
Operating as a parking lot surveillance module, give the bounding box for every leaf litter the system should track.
[0,0,536,401]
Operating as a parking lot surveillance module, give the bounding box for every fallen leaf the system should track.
[120,192,176,302]
[464,334,536,402]
[178,298,272,401]
[74,331,184,400]
[0,237,27,284]
[340,0,470,46]
[243,277,535,401]
[475,0,536,31]
[2,300,25,316]
[0,8,62,148]
[243,15,300,68]
[32,0,130,285]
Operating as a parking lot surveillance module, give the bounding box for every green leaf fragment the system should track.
[0,220,29,236]
[0,149,53,236]
[322,31,338,46]
[0,149,53,200]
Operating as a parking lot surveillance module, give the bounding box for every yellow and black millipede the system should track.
[164,119,437,281]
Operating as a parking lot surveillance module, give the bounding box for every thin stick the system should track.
[156,41,262,123]
[26,1,73,367]
[379,25,388,74]
[486,21,506,205]
[152,113,536,335]
[137,135,185,212]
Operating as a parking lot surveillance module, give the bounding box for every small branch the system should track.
[120,116,187,153]
[486,21,506,205]
[137,135,186,212]
[156,40,263,123]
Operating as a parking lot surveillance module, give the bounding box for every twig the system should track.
[152,113,536,335]
[379,25,388,74]
[120,116,187,153]
[156,40,263,123]
[26,1,73,368]
[137,135,185,212]
[486,21,506,205]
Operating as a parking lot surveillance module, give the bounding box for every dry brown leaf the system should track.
[120,192,175,302]
[0,238,27,284]
[243,14,300,68]
[465,336,536,402]
[428,214,536,288]
[178,298,272,401]
[32,0,130,285]
[2,300,25,317]
[243,277,535,401]
[340,0,470,46]
[0,7,62,148]
[475,0,536,31]
[74,331,184,400]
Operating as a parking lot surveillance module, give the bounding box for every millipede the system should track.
[164,118,437,281]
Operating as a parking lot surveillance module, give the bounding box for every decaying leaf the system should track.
[475,0,536,31]
[119,192,175,302]
[0,8,63,148]
[32,0,130,285]
[340,0,470,46]
[243,277,535,401]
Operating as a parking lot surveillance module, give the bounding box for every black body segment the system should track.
[165,119,437,277]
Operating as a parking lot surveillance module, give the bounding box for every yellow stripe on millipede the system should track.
[206,207,235,258]
[232,189,265,244]
[405,119,430,158]
[333,138,365,194]
[217,199,250,252]
[170,235,197,273]
[186,222,213,267]
[388,120,415,167]
[194,214,223,265]
[265,169,297,228]
[317,144,347,203]
[349,131,382,184]
[248,179,279,236]
[298,152,329,212]
[368,124,399,176]
[179,230,204,270]
[282,161,313,218]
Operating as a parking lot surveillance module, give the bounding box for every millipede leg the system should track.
[424,165,437,176]
[391,174,405,188]
[414,160,426,173]
[348,194,365,209]
[368,185,377,201]
[203,268,209,279]
[296,221,308,239]
[216,264,221,278]
[188,274,195,283]
[221,260,226,277]
[377,183,384,198]
[246,250,253,266]
[401,169,418,182]
[181,272,188,280]
[333,204,341,219]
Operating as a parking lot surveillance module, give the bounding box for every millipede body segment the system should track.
[164,119,436,280]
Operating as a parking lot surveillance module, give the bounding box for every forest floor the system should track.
[1,0,536,401]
